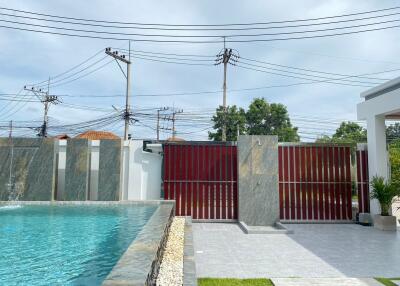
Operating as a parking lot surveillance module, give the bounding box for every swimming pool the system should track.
[0,204,157,285]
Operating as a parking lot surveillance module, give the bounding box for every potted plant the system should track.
[370,176,400,231]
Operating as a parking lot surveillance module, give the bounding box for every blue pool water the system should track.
[0,204,156,286]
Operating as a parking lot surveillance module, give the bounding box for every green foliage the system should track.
[208,105,246,141]
[389,139,400,186]
[374,277,400,286]
[198,278,274,286]
[370,176,400,216]
[386,123,400,143]
[209,98,299,142]
[316,121,367,144]
[246,99,299,142]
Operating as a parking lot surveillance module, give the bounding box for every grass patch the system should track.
[375,277,400,286]
[198,278,274,286]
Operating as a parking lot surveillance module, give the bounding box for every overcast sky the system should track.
[0,0,399,140]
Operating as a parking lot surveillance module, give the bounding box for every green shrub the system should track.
[370,176,400,216]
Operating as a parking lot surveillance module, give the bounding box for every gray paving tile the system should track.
[193,223,400,278]
[272,278,382,286]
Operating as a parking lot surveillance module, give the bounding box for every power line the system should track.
[1,22,400,43]
[240,57,389,81]
[1,5,399,27]
[3,10,400,32]
[1,63,399,100]
[33,55,109,89]
[2,16,400,39]
[26,48,105,87]
[236,63,382,86]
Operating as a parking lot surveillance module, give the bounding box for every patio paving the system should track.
[193,223,400,279]
[271,278,382,286]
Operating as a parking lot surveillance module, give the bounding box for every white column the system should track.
[89,140,100,200]
[56,140,67,200]
[366,114,388,215]
[120,140,130,200]
[130,140,144,200]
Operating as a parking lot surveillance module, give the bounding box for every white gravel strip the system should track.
[157,216,185,286]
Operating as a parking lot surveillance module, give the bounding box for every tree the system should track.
[209,98,299,142]
[208,105,246,141]
[246,98,299,142]
[386,123,400,143]
[316,121,367,144]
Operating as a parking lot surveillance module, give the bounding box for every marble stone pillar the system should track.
[97,139,121,201]
[238,135,279,226]
[63,139,90,201]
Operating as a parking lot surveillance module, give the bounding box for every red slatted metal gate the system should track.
[356,147,370,213]
[163,142,238,219]
[278,144,353,221]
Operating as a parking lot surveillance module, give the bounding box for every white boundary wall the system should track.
[121,140,163,200]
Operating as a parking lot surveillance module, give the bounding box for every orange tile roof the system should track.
[75,130,120,140]
[54,134,70,139]
[166,136,185,142]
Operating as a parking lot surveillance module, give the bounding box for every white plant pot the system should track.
[373,214,397,231]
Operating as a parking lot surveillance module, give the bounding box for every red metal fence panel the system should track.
[278,144,353,221]
[357,149,370,213]
[165,142,369,221]
[163,142,238,219]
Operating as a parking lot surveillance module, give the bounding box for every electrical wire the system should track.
[2,16,400,39]
[1,22,400,43]
[1,6,399,27]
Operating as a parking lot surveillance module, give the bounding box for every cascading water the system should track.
[5,121,22,203]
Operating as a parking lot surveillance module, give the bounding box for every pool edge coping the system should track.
[102,202,174,286]
[0,200,175,205]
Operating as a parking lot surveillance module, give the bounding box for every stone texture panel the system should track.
[97,140,121,201]
[63,139,89,201]
[238,135,279,226]
[0,138,56,201]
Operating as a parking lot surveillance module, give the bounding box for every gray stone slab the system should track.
[238,135,279,226]
[238,221,293,234]
[98,140,122,201]
[193,222,400,278]
[63,139,89,201]
[0,138,56,201]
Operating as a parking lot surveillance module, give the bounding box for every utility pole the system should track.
[171,109,183,139]
[159,108,183,140]
[24,82,61,137]
[215,37,239,141]
[156,107,169,140]
[106,43,132,140]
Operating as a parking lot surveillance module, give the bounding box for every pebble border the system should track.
[156,217,185,286]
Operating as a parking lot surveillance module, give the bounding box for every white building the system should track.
[357,76,400,220]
